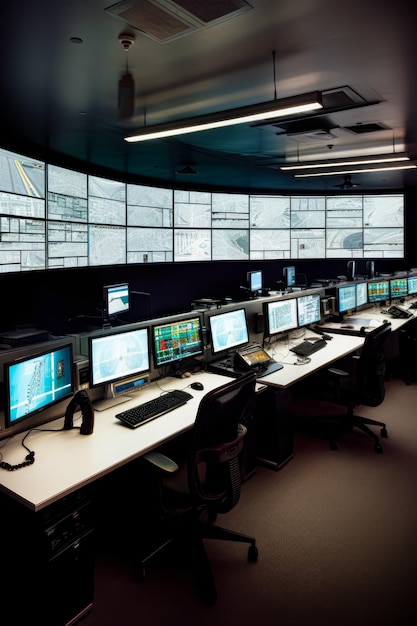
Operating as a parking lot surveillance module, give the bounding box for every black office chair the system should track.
[133,371,258,605]
[294,322,392,453]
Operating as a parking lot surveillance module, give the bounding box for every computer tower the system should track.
[255,387,294,470]
[3,489,95,625]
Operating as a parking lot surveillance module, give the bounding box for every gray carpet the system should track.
[81,376,417,626]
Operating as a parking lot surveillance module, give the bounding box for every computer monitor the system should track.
[336,284,356,314]
[247,270,262,295]
[296,293,321,327]
[356,282,368,308]
[103,283,129,321]
[208,308,249,355]
[89,327,150,407]
[152,316,204,369]
[407,276,417,295]
[3,342,74,429]
[264,298,298,337]
[347,260,356,281]
[367,280,390,304]
[390,277,408,300]
[283,266,296,290]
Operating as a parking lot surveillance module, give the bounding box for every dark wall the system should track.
[1,189,416,336]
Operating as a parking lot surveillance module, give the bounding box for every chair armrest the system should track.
[142,451,179,473]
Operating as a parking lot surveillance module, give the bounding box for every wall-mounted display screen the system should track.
[0,145,406,273]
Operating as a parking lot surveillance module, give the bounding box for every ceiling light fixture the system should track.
[281,151,411,171]
[124,91,323,142]
[294,163,417,177]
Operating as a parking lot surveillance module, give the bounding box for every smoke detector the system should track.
[119,33,135,51]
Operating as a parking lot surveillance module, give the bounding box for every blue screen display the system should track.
[5,344,74,426]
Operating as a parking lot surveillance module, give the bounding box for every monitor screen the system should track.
[368,280,390,303]
[152,316,204,369]
[247,270,262,294]
[283,266,296,289]
[356,282,368,308]
[103,283,129,319]
[408,276,417,295]
[3,343,74,428]
[297,293,321,327]
[89,327,150,388]
[390,278,408,299]
[209,308,249,355]
[336,285,356,314]
[264,298,298,336]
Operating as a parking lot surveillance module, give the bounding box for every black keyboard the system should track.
[115,389,193,429]
[290,338,327,357]
[387,305,412,319]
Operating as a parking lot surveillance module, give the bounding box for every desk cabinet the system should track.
[2,489,94,625]
[255,386,294,470]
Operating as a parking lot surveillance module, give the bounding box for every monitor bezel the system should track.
[208,307,250,355]
[264,298,298,337]
[88,326,150,389]
[3,342,75,429]
[151,315,204,369]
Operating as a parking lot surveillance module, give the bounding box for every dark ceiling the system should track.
[2,0,417,193]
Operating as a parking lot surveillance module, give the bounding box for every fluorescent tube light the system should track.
[281,152,410,170]
[294,163,417,177]
[125,91,323,142]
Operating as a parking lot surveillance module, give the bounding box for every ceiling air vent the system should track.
[342,122,391,134]
[105,0,253,43]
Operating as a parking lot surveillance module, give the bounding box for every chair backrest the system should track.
[357,322,392,407]
[187,371,257,514]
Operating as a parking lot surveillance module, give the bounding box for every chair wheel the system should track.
[248,544,258,562]
[374,442,383,454]
[380,426,388,438]
[132,566,146,583]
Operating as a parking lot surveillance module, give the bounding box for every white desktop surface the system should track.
[259,332,365,388]
[0,372,231,512]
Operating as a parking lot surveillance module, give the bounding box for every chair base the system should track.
[296,410,388,453]
[132,513,257,604]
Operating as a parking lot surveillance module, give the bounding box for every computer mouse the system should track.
[191,382,204,391]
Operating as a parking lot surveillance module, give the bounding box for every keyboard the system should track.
[387,305,412,319]
[115,389,193,428]
[290,338,327,357]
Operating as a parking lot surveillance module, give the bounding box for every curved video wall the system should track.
[0,146,405,274]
